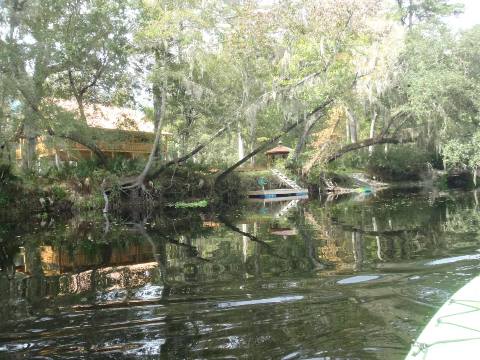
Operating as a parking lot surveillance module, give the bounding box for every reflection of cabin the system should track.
[16,99,172,163]
[38,243,155,276]
[265,142,292,167]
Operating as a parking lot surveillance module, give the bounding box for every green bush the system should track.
[50,185,67,201]
[333,150,369,171]
[0,163,16,184]
[106,157,144,176]
[46,158,99,180]
[47,157,144,181]
[0,191,9,207]
[172,199,208,208]
[367,145,431,181]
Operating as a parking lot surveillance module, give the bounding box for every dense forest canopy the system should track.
[0,0,479,190]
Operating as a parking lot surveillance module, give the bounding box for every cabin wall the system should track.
[15,134,171,167]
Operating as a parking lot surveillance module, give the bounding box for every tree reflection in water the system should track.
[1,190,480,358]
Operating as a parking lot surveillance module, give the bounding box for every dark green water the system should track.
[1,189,480,359]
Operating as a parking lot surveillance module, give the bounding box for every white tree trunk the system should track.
[237,126,245,161]
[346,109,358,143]
[368,110,377,156]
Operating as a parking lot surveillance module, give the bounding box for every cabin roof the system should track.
[265,144,292,155]
[54,99,172,136]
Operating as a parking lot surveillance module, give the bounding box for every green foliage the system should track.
[47,159,99,180]
[434,173,449,190]
[75,193,106,211]
[0,163,15,185]
[443,130,480,172]
[50,185,67,201]
[367,146,431,181]
[238,170,285,191]
[172,199,208,209]
[0,191,9,207]
[106,157,145,176]
[47,157,142,182]
[395,0,464,27]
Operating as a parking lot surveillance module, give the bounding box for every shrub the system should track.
[106,157,144,176]
[367,145,432,181]
[0,163,16,184]
[50,185,67,201]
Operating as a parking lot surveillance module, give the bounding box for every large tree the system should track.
[0,0,132,169]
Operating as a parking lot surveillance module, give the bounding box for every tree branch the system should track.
[327,135,416,163]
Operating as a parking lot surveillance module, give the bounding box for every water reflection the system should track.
[0,190,480,359]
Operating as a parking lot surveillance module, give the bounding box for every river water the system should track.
[1,188,480,359]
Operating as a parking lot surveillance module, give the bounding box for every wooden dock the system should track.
[247,188,309,201]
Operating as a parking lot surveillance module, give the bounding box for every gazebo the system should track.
[265,142,292,167]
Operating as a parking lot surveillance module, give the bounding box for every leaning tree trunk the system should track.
[346,108,358,144]
[327,135,416,163]
[46,127,108,165]
[122,85,166,190]
[149,125,228,179]
[237,123,245,162]
[293,114,318,162]
[152,82,164,158]
[368,110,377,156]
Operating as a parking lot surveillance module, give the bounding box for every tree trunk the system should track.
[124,85,166,189]
[293,114,317,161]
[327,136,415,163]
[152,82,164,158]
[249,121,257,166]
[368,110,377,156]
[75,93,87,123]
[21,104,40,171]
[346,108,358,143]
[215,99,333,185]
[47,127,108,165]
[345,116,350,143]
[352,231,363,271]
[237,124,245,162]
[408,0,414,29]
[149,125,228,179]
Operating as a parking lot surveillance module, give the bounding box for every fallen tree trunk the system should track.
[149,125,228,179]
[215,98,333,185]
[47,127,108,165]
[327,136,416,163]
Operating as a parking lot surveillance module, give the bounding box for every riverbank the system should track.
[1,159,478,219]
[0,161,251,218]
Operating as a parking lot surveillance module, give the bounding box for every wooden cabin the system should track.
[16,99,172,163]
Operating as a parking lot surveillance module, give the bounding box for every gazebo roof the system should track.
[265,144,293,155]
